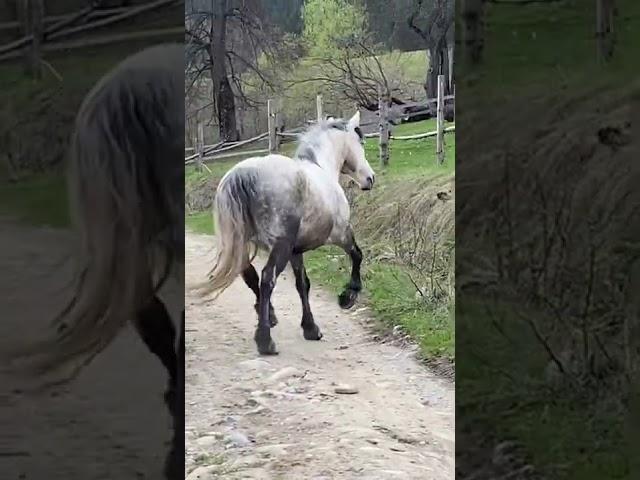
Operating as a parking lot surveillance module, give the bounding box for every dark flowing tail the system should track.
[4,44,183,386]
[195,169,257,299]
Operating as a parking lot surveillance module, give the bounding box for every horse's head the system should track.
[337,111,375,191]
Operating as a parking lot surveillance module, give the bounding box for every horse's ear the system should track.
[348,111,360,129]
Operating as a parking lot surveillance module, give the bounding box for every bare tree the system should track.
[186,0,287,141]
[460,0,485,65]
[407,0,454,98]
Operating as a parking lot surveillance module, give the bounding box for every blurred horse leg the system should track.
[133,295,177,413]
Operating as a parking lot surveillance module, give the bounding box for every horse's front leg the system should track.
[290,253,323,340]
[338,227,363,309]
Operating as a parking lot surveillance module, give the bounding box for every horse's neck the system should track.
[315,136,343,182]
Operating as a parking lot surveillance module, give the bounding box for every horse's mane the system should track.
[294,119,351,165]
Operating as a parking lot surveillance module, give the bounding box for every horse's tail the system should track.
[4,45,183,387]
[196,169,257,298]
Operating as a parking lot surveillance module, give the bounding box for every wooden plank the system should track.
[436,75,445,165]
[204,132,268,156]
[392,126,455,140]
[185,148,269,164]
[203,148,268,162]
[387,95,455,110]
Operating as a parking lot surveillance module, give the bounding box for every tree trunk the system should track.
[425,34,451,99]
[425,47,438,99]
[210,0,239,142]
[596,0,616,62]
[461,0,485,64]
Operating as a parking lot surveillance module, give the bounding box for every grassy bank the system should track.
[186,118,455,362]
[455,1,640,477]
[0,173,69,227]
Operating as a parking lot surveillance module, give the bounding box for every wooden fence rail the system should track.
[186,80,454,166]
[0,0,179,63]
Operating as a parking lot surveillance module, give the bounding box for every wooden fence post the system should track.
[267,99,276,153]
[196,117,204,171]
[316,94,323,123]
[436,74,445,165]
[275,105,284,152]
[378,90,390,167]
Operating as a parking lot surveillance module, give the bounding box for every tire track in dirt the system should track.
[185,232,454,480]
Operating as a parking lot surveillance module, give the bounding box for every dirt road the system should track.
[0,220,172,479]
[185,232,454,479]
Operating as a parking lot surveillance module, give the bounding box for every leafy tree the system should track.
[302,0,367,57]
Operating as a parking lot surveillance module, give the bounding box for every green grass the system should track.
[382,119,455,178]
[455,2,640,475]
[1,39,182,228]
[462,0,640,100]
[458,298,631,479]
[304,246,454,358]
[186,210,214,235]
[0,173,69,227]
[186,118,455,361]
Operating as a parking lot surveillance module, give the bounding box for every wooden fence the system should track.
[0,0,180,65]
[186,75,455,170]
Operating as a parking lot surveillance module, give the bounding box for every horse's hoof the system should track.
[255,329,278,355]
[303,324,323,341]
[257,339,279,355]
[338,289,358,309]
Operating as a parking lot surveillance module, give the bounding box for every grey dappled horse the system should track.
[200,112,375,355]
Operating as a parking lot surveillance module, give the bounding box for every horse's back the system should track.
[222,154,301,186]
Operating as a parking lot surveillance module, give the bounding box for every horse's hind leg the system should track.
[165,310,184,480]
[338,227,363,309]
[242,264,278,327]
[291,253,323,340]
[134,295,177,413]
[255,239,294,355]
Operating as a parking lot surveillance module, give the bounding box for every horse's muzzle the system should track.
[361,175,375,190]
